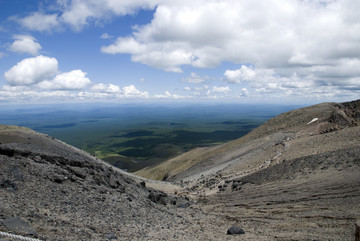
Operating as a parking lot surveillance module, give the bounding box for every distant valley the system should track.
[0,103,297,171]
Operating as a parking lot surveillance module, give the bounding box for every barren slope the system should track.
[0,126,241,241]
[136,100,360,182]
[135,99,360,240]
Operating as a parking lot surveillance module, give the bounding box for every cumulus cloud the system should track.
[4,55,58,86]
[99,0,359,73]
[123,85,149,97]
[101,37,146,54]
[225,61,360,98]
[79,84,149,99]
[224,65,256,83]
[58,0,157,31]
[4,56,92,91]
[102,37,193,72]
[37,70,91,90]
[8,35,42,55]
[91,83,121,93]
[240,88,249,97]
[99,0,360,99]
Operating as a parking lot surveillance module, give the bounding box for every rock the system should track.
[227,226,245,235]
[1,217,38,237]
[107,233,118,240]
[69,166,87,179]
[219,187,226,192]
[0,179,17,191]
[50,174,67,183]
[148,192,168,205]
[177,203,191,208]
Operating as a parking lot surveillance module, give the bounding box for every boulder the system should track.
[227,226,245,235]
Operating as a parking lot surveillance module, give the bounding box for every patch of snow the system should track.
[307,118,319,125]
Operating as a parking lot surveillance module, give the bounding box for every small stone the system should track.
[107,233,118,240]
[227,226,245,235]
[148,192,167,205]
[0,179,17,191]
[177,203,190,208]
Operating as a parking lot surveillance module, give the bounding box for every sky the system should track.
[0,0,359,105]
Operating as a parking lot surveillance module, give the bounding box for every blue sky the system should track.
[0,0,359,104]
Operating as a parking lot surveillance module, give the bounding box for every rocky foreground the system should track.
[1,100,360,240]
[0,126,232,240]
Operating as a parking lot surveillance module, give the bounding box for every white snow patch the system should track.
[307,118,319,125]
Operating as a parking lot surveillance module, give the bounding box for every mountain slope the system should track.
[136,100,360,181]
[134,100,360,240]
[0,125,237,240]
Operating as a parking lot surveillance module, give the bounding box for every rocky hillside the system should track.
[134,99,360,240]
[136,99,360,181]
[0,125,237,240]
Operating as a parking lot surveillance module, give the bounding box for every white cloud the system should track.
[4,55,58,86]
[184,86,191,91]
[212,86,231,93]
[0,52,4,59]
[17,12,60,32]
[100,33,113,39]
[240,88,249,97]
[154,90,183,99]
[0,84,78,103]
[123,85,149,97]
[98,0,360,100]
[0,83,151,103]
[102,37,193,72]
[4,56,92,91]
[182,72,208,84]
[80,84,149,99]
[8,35,42,55]
[60,0,158,31]
[183,85,210,97]
[101,37,146,54]
[16,1,158,32]
[224,65,256,83]
[91,83,121,93]
[37,70,91,90]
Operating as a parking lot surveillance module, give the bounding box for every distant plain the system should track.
[0,103,299,171]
